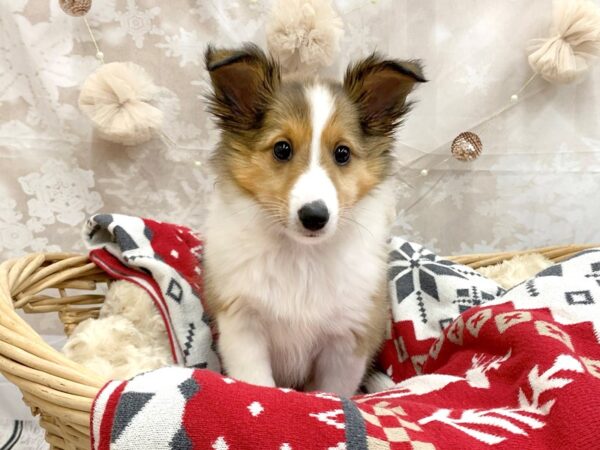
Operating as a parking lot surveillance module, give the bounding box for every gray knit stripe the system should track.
[341,398,368,450]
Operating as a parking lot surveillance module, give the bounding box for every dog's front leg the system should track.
[216,308,275,388]
[306,338,368,397]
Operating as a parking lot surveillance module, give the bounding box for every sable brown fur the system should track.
[205,43,281,133]
[343,53,426,136]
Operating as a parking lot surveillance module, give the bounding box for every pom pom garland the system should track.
[528,0,600,84]
[266,0,344,74]
[78,62,163,146]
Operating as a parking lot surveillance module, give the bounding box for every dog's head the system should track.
[206,44,424,244]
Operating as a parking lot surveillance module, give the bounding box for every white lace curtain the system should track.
[1,0,599,266]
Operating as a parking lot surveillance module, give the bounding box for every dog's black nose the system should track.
[298,200,329,231]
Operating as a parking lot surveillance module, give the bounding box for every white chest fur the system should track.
[204,181,394,387]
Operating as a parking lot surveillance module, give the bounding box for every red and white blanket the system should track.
[85,215,600,449]
[84,214,220,371]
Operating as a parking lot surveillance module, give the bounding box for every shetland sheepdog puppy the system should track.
[204,44,424,397]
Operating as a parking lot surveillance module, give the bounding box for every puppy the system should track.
[203,44,424,397]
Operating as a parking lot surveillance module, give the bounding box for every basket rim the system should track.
[0,252,109,449]
[0,242,598,449]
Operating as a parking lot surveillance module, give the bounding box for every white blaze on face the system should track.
[288,84,339,239]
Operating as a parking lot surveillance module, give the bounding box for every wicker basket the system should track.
[0,244,597,450]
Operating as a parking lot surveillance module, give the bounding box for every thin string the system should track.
[397,73,546,174]
[159,132,208,166]
[83,16,104,64]
[467,74,541,129]
[515,73,538,97]
[397,73,546,213]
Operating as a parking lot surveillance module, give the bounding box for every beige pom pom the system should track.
[266,0,344,74]
[528,0,600,84]
[79,62,163,146]
[59,0,92,16]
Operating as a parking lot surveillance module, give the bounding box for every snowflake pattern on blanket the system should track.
[86,216,600,450]
[382,237,505,379]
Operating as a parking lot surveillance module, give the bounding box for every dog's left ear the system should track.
[343,54,426,136]
[205,44,280,132]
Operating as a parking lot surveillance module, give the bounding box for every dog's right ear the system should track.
[205,44,280,132]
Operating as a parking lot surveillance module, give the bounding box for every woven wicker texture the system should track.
[0,244,597,449]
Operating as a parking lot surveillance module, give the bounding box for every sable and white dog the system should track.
[203,44,424,397]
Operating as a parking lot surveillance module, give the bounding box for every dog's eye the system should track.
[333,145,351,165]
[273,141,293,162]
